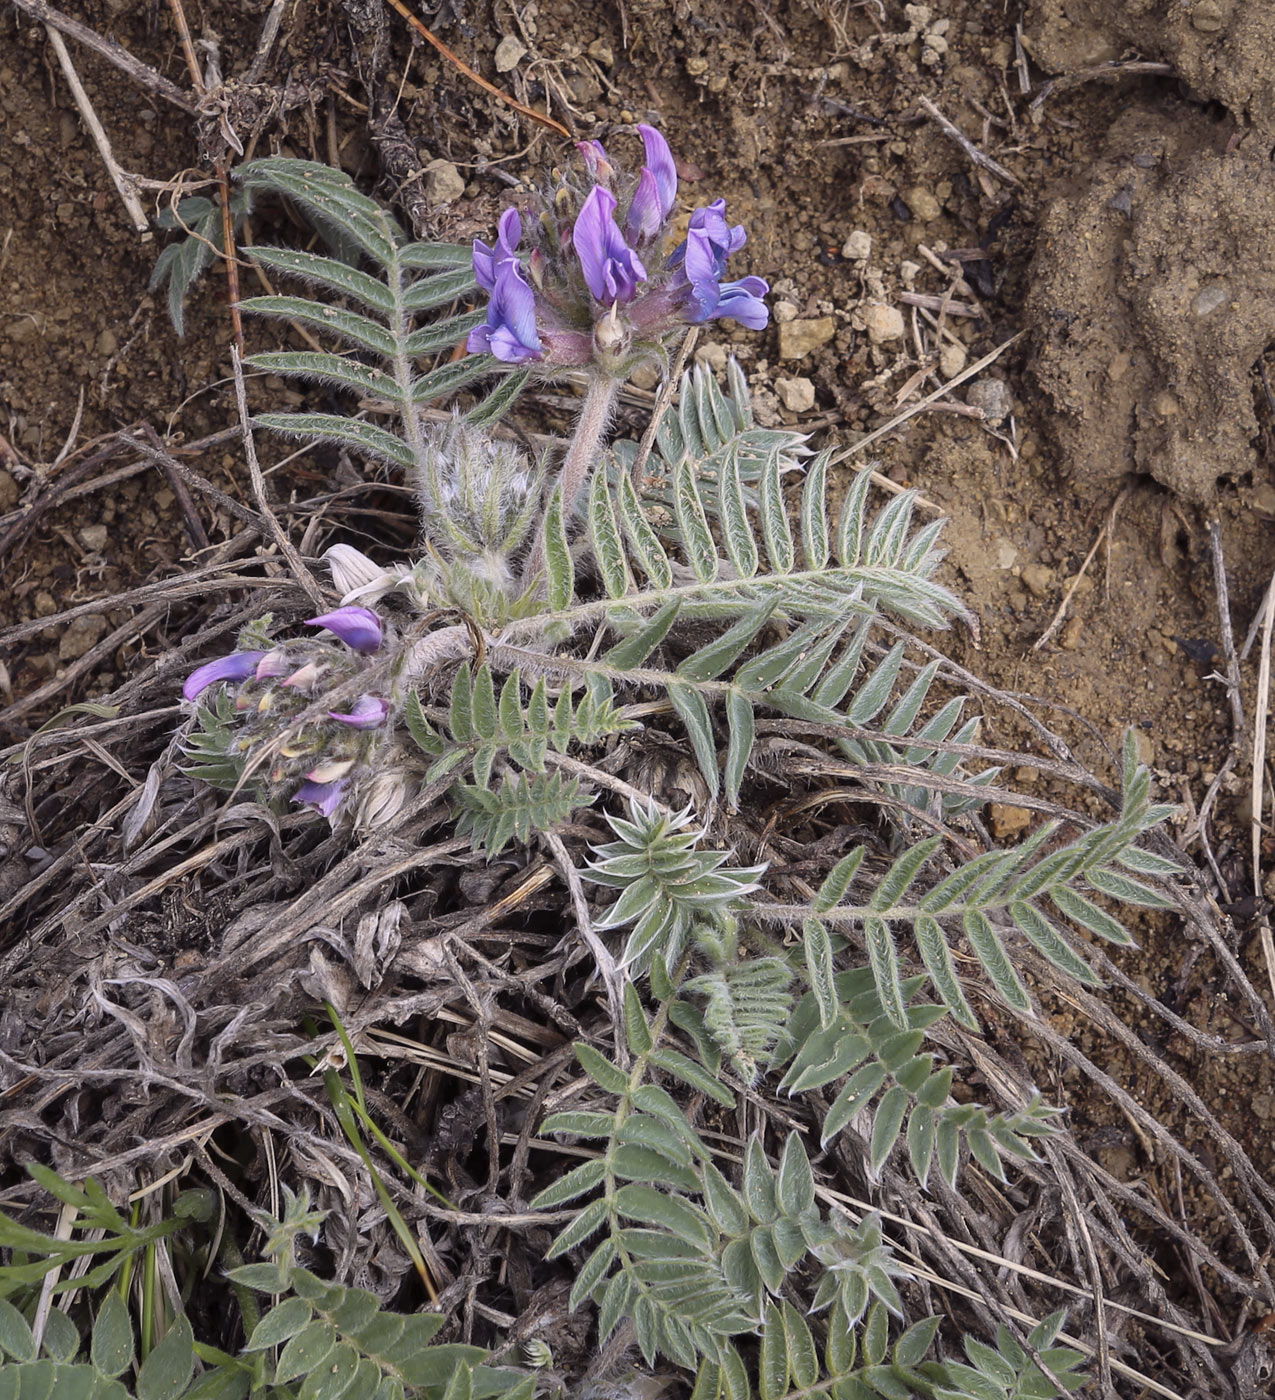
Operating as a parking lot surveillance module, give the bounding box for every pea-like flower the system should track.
[573,186,647,304]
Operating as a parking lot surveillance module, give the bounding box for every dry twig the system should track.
[43,26,150,238]
[917,96,1023,189]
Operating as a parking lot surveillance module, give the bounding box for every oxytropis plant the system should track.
[167,139,1180,1399]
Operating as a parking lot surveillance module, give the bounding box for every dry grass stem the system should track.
[917,96,1023,189]
[1034,486,1131,651]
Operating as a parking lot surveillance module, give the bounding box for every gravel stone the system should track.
[694,341,728,373]
[774,376,815,412]
[939,341,967,379]
[494,35,526,70]
[424,159,466,205]
[905,186,942,222]
[966,377,1013,424]
[1020,562,1053,598]
[841,230,872,260]
[778,317,837,360]
[861,302,905,344]
[59,614,107,661]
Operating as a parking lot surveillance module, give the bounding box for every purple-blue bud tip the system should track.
[305,606,383,654]
[637,124,677,221]
[183,651,266,703]
[329,695,391,729]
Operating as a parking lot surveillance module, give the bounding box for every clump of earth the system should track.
[1024,103,1275,502]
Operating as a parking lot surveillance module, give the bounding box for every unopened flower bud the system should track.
[306,607,383,654]
[354,769,416,830]
[325,545,397,605]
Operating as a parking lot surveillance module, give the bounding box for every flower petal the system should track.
[329,694,391,729]
[254,650,291,680]
[576,139,612,181]
[325,544,394,602]
[292,778,347,819]
[471,260,543,364]
[625,168,663,246]
[282,662,321,690]
[711,276,770,330]
[472,208,524,292]
[572,186,646,304]
[305,606,383,653]
[638,124,677,219]
[307,757,356,783]
[183,651,265,703]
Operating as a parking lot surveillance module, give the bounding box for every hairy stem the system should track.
[561,371,621,511]
[523,370,620,589]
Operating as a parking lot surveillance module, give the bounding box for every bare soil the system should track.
[3,0,1275,1388]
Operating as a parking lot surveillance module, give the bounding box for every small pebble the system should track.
[694,342,728,373]
[841,230,872,261]
[772,300,799,324]
[1191,0,1225,31]
[1020,562,1052,598]
[493,35,526,71]
[988,803,1032,839]
[774,376,816,413]
[993,538,1018,570]
[78,524,108,553]
[59,614,107,662]
[629,362,660,391]
[1249,482,1275,518]
[939,341,967,379]
[96,328,117,356]
[966,378,1012,425]
[861,302,904,344]
[1060,615,1084,650]
[424,159,465,205]
[905,186,942,222]
[586,37,614,65]
[1192,283,1228,318]
[778,317,837,360]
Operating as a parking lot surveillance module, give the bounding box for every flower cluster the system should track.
[467,125,769,376]
[182,606,401,823]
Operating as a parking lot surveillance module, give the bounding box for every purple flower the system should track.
[467,259,543,364]
[183,651,266,703]
[305,606,383,654]
[672,207,769,330]
[638,125,677,221]
[473,208,524,293]
[708,276,771,330]
[293,778,346,819]
[329,695,391,729]
[573,186,647,305]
